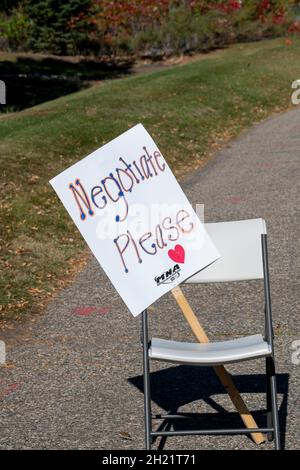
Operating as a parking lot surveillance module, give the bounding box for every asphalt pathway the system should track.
[1,107,300,450]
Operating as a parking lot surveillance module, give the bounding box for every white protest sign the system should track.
[50,124,220,316]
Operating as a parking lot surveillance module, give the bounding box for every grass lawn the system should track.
[1,38,299,322]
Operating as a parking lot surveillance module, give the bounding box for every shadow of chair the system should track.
[128,365,289,450]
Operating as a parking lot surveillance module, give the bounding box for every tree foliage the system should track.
[0,1,297,56]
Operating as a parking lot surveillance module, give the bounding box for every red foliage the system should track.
[272,9,285,25]
[288,20,300,33]
[93,0,291,50]
[97,0,170,30]
[213,1,242,14]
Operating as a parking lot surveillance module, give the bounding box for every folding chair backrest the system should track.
[186,218,266,284]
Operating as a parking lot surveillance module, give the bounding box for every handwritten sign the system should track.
[50,124,219,316]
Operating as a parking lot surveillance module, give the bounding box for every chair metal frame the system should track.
[141,233,280,449]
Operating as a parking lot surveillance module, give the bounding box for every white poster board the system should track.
[50,124,219,316]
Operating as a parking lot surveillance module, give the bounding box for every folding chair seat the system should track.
[141,218,280,449]
[149,334,271,365]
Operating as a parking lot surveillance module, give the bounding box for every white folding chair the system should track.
[141,218,280,449]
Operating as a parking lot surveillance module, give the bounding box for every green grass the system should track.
[1,38,300,321]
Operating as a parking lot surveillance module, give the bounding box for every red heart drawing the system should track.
[168,244,185,264]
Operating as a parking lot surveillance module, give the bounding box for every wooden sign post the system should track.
[171,286,265,445]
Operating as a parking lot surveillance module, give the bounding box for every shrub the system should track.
[0,6,31,51]
[0,0,98,55]
[23,0,97,55]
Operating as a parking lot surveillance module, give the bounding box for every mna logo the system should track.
[155,264,181,286]
[0,80,6,105]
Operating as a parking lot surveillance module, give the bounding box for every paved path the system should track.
[1,107,300,450]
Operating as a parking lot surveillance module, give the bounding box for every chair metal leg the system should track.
[268,356,280,450]
[142,310,152,450]
[262,235,280,450]
[266,356,274,442]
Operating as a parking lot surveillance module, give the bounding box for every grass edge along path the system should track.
[0,38,299,323]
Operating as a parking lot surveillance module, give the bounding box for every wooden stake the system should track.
[171,286,265,445]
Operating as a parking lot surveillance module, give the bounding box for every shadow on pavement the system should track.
[129,366,289,450]
[0,55,134,112]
